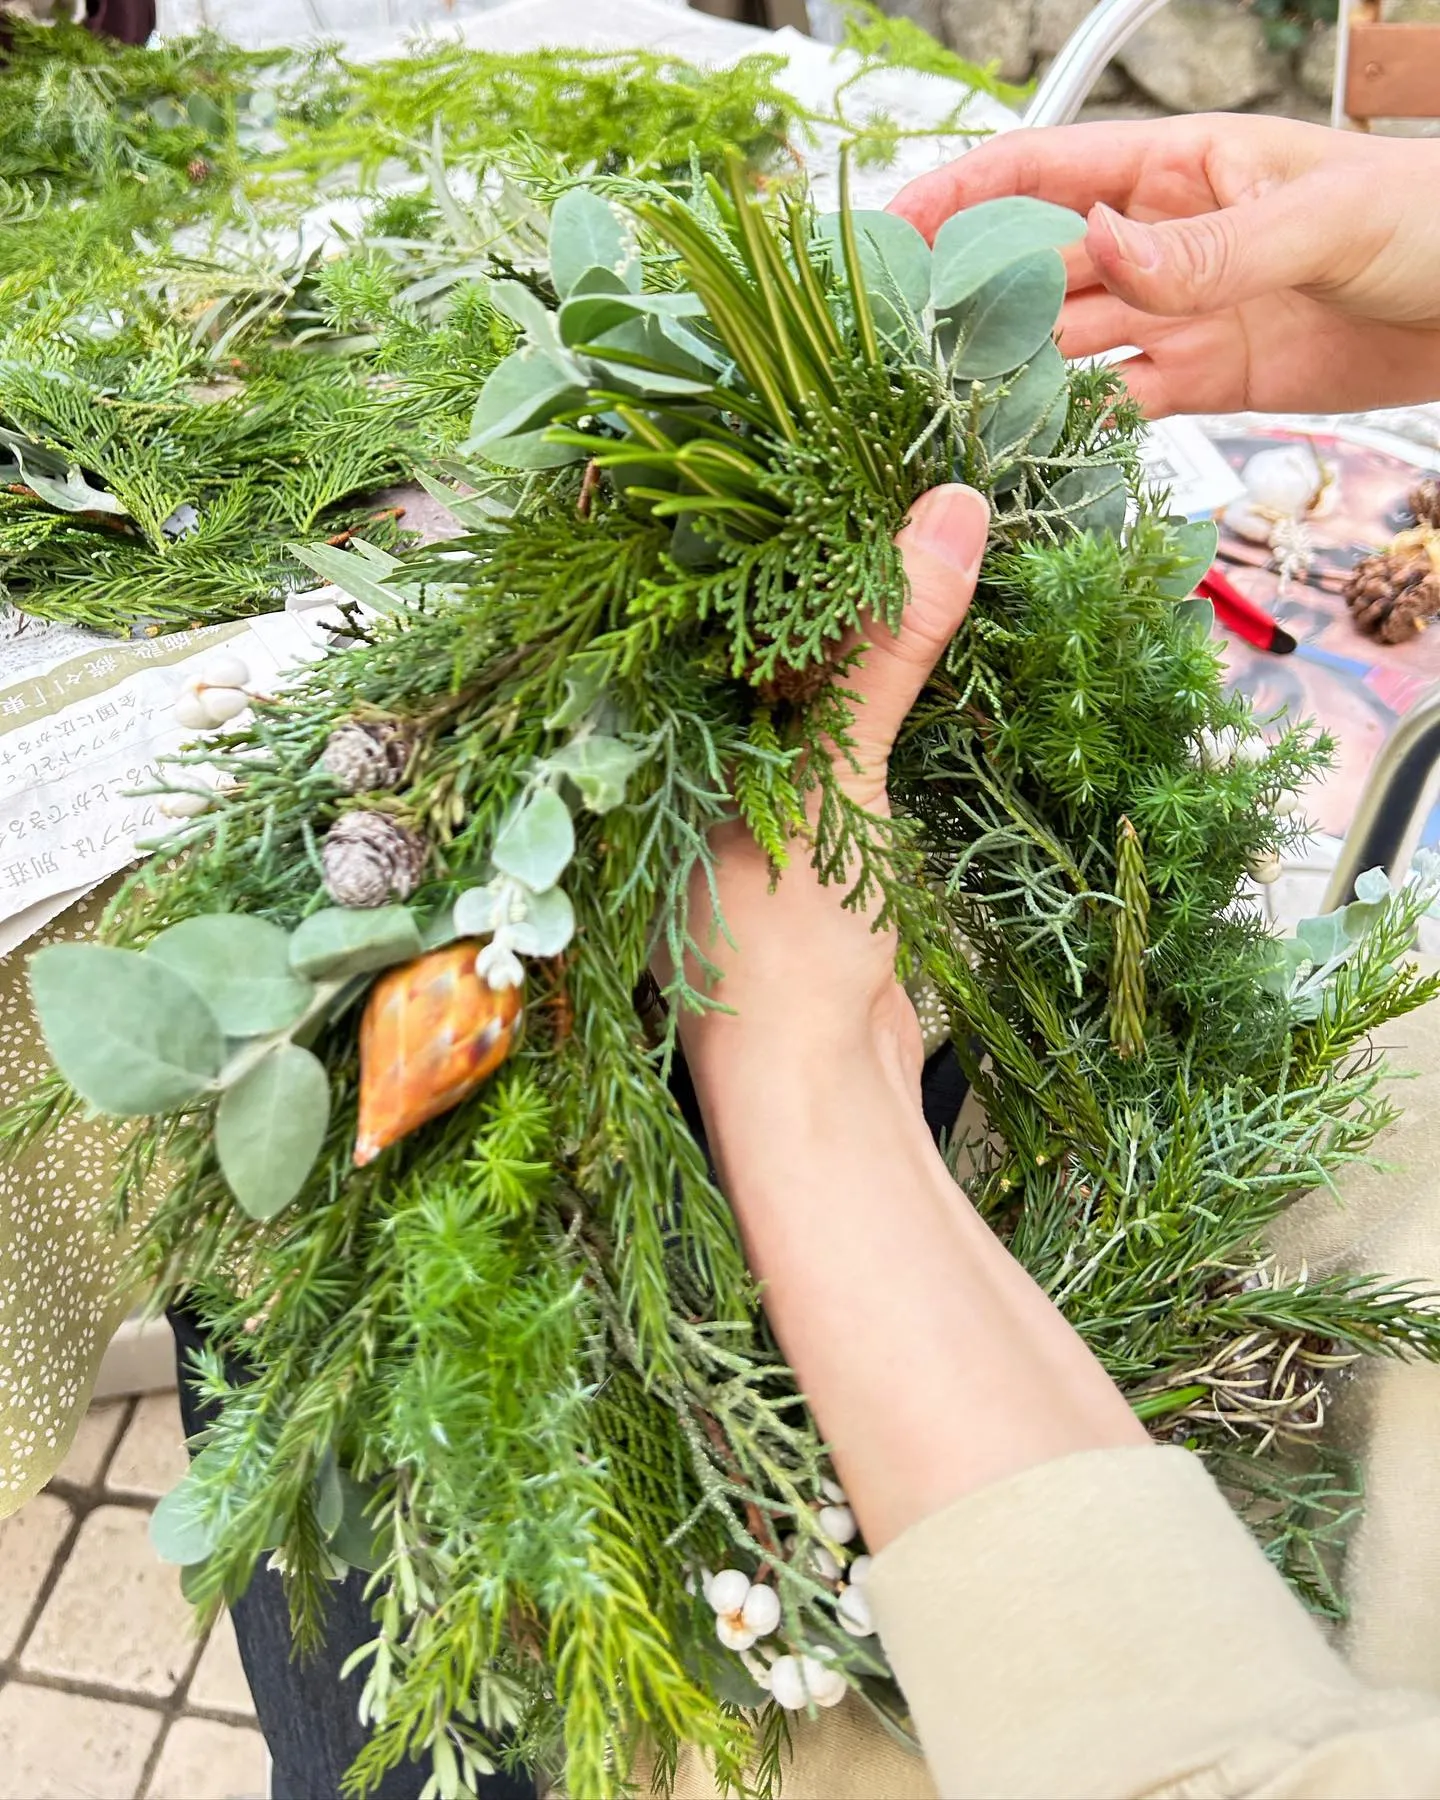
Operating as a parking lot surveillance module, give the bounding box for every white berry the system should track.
[1272,794,1301,818]
[199,685,250,725]
[716,1615,757,1653]
[768,1654,847,1712]
[847,1554,872,1586]
[705,1569,751,1618]
[156,789,211,818]
[837,1584,874,1637]
[202,651,250,688]
[1247,850,1283,885]
[820,1477,847,1505]
[816,1503,857,1545]
[741,1584,780,1637]
[172,689,214,732]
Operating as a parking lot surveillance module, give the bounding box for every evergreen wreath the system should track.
[7,153,1440,1797]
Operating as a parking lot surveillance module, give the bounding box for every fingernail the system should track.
[1092,202,1160,273]
[901,484,989,577]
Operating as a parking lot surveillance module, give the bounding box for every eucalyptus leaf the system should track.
[1296,912,1349,964]
[471,428,584,471]
[1342,899,1384,940]
[488,279,559,340]
[508,885,575,957]
[465,348,585,452]
[979,341,1068,472]
[558,290,639,346]
[1046,463,1128,539]
[327,1471,384,1573]
[492,788,574,892]
[544,654,609,730]
[1175,596,1215,637]
[215,1043,330,1221]
[931,196,1086,310]
[1355,867,1392,905]
[30,944,224,1116]
[186,91,227,137]
[316,1448,344,1537]
[420,905,458,951]
[151,1465,219,1566]
[569,265,631,298]
[814,209,930,338]
[559,291,718,373]
[1155,520,1220,599]
[947,251,1066,380]
[289,906,421,980]
[179,1559,213,1604]
[146,914,313,1037]
[543,733,644,812]
[454,881,512,938]
[549,189,638,299]
[584,316,713,397]
[15,450,128,516]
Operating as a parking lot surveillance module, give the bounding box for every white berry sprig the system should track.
[702,1568,781,1654]
[171,651,255,732]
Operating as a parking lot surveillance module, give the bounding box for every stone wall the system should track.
[821,0,1440,123]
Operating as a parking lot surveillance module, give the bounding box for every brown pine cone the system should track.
[1409,478,1440,530]
[321,811,427,908]
[320,719,411,794]
[1345,547,1440,644]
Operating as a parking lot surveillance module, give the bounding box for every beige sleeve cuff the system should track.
[867,1445,1405,1799]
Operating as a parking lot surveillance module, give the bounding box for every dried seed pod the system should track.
[353,942,523,1167]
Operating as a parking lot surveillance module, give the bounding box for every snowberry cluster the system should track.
[696,1479,877,1713]
[155,652,255,821]
[1194,726,1301,887]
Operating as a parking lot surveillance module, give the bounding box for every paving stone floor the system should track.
[0,1391,266,1800]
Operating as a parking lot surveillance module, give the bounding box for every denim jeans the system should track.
[171,1043,969,1799]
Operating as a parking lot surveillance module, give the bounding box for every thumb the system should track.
[841,485,989,786]
[1087,179,1342,317]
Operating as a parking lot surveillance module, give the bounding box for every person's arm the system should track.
[678,484,1146,1550]
[679,486,1440,1798]
[888,116,1440,417]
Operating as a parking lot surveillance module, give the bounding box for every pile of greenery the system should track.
[10,153,1440,1799]
[0,10,1005,633]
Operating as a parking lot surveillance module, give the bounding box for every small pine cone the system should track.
[1344,549,1440,644]
[187,157,211,185]
[320,720,410,794]
[1408,478,1440,530]
[321,811,426,908]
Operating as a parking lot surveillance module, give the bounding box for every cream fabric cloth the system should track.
[668,993,1440,1799]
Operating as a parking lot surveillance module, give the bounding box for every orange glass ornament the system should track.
[353,941,523,1167]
